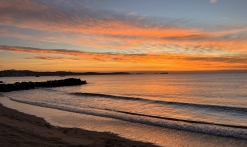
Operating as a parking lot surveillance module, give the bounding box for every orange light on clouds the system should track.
[1,45,247,72]
[0,0,247,72]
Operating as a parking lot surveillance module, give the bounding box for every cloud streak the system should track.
[1,45,247,71]
[25,56,79,60]
[210,0,218,4]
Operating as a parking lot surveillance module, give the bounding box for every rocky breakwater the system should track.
[0,78,87,92]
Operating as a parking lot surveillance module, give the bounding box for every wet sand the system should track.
[0,104,159,147]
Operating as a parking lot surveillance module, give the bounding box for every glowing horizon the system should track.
[0,0,247,72]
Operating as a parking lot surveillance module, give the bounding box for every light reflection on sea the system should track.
[1,73,247,146]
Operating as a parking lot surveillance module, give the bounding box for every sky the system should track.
[0,0,247,72]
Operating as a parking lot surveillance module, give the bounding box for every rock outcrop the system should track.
[0,78,87,92]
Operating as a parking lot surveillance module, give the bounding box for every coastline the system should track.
[1,95,247,147]
[0,104,159,147]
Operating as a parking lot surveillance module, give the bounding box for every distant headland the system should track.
[0,70,130,77]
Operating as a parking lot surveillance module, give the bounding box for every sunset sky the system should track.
[0,0,247,72]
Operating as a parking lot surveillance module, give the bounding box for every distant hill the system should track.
[0,70,130,77]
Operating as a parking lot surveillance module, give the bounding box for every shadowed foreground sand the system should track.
[0,104,159,147]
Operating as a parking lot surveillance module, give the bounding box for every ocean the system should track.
[1,73,247,146]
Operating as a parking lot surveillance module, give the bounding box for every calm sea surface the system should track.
[1,73,247,144]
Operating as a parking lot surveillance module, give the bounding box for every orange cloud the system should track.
[1,0,247,54]
[1,45,247,72]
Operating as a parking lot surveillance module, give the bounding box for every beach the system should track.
[1,0,247,146]
[0,104,158,147]
[1,95,247,147]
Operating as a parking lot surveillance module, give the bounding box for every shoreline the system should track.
[0,104,159,147]
[1,96,247,147]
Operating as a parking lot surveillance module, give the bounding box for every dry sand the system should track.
[0,104,159,147]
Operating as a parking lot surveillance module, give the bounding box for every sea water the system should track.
[1,72,247,146]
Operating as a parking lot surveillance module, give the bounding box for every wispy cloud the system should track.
[1,45,247,71]
[1,0,246,54]
[210,0,218,4]
[25,56,79,60]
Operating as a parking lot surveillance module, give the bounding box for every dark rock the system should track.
[0,78,87,92]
